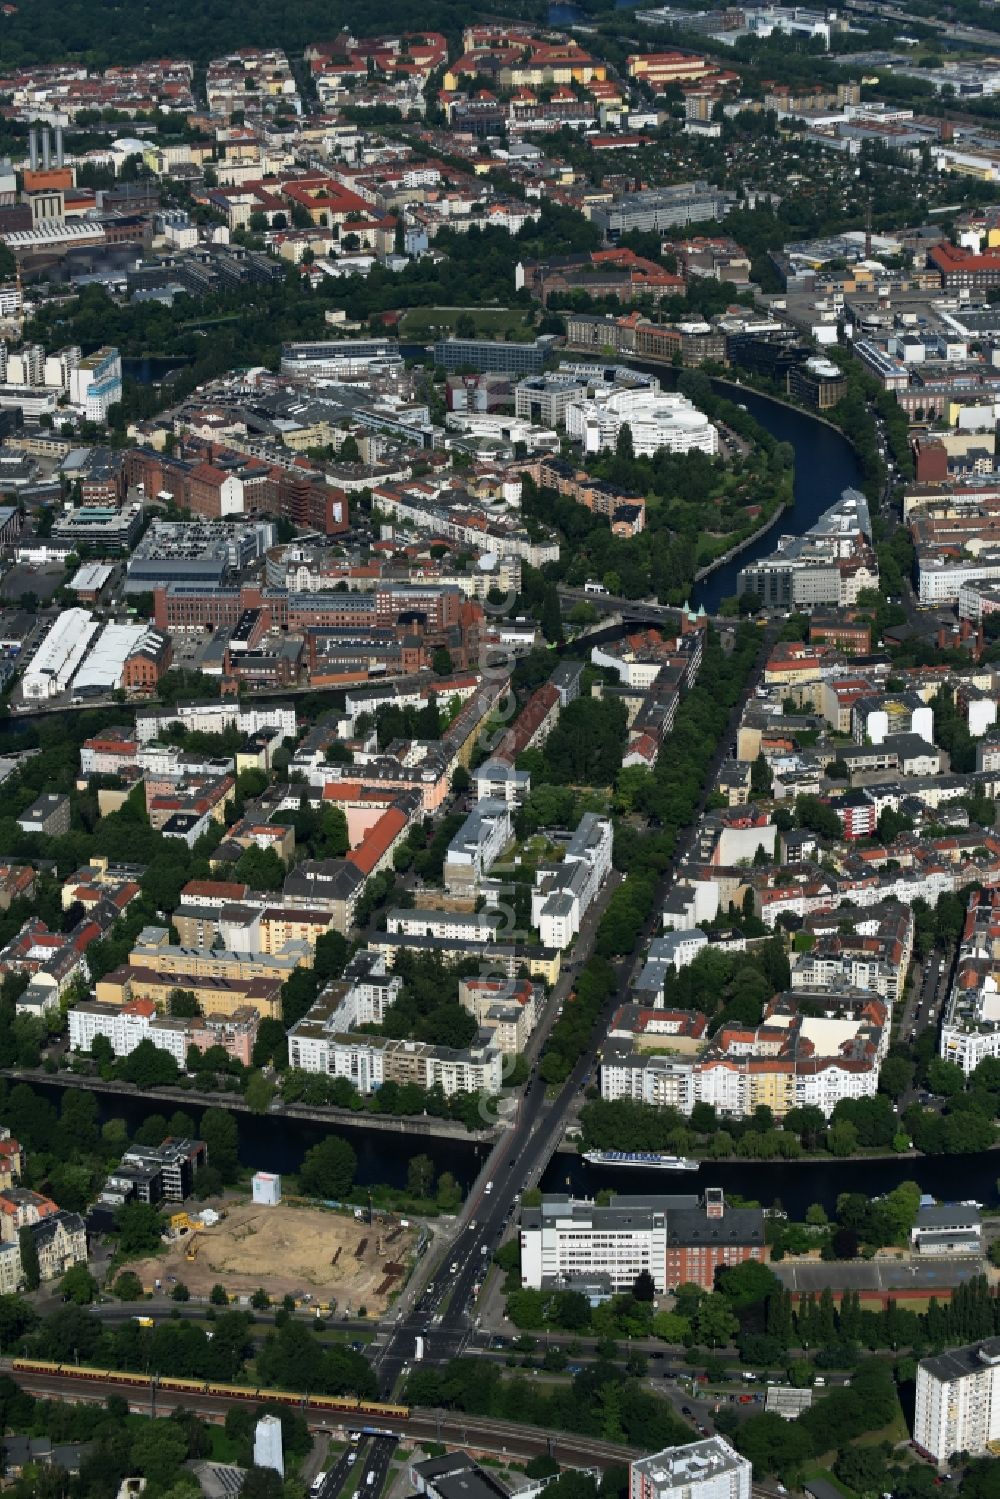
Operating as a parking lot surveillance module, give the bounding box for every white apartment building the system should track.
[135,701,297,743]
[68,1000,155,1056]
[443,798,512,894]
[631,1439,751,1499]
[656,929,709,972]
[915,1340,1000,1463]
[533,813,613,950]
[385,908,500,943]
[521,1194,669,1294]
[67,1000,200,1069]
[68,346,122,422]
[600,1045,697,1111]
[474,759,531,806]
[918,554,1000,606]
[941,892,1000,1075]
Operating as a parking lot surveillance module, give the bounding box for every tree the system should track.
[210,1283,228,1306]
[716,1261,781,1308]
[878,1055,913,1099]
[245,1073,275,1115]
[251,1287,270,1310]
[299,1136,357,1200]
[116,1202,164,1256]
[540,585,564,645]
[927,1057,964,1098]
[693,1293,738,1347]
[117,1038,179,1088]
[18,1226,39,1292]
[60,1264,98,1305]
[201,1107,239,1182]
[171,1281,191,1302]
[526,1456,560,1480]
[827,1120,859,1157]
[242,1471,285,1499]
[632,1269,656,1303]
[407,1154,435,1198]
[114,1270,145,1300]
[169,988,200,1018]
[129,1421,189,1489]
[432,647,453,676]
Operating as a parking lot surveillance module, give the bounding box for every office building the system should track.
[433,338,554,375]
[68,347,122,422]
[520,1189,766,1293]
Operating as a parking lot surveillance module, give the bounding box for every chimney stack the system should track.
[41,129,51,170]
[28,128,38,172]
[54,126,64,168]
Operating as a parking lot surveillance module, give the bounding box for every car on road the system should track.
[681,1407,693,1417]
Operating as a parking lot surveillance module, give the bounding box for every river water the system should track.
[620,372,865,616]
[20,1078,999,1220]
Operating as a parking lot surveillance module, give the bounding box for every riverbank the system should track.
[2,1069,498,1143]
[554,1137,1000,1164]
[692,502,786,584]
[710,374,848,437]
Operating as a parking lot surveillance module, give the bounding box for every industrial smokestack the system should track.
[41,129,50,170]
[54,126,63,168]
[28,127,38,172]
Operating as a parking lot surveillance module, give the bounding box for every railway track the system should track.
[4,1363,634,1469]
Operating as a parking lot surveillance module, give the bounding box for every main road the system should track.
[373,619,776,1396]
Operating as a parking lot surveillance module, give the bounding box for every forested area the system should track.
[0,1370,305,1499]
[405,1353,693,1449]
[0,0,541,68]
[0,1289,375,1397]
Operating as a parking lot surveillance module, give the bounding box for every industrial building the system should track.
[21,609,99,701]
[125,519,276,596]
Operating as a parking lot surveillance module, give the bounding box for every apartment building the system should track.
[600,1043,697,1111]
[458,976,538,1054]
[631,1439,751,1499]
[68,997,260,1067]
[941,890,1000,1073]
[915,1340,1000,1462]
[443,799,513,895]
[532,814,614,949]
[385,908,501,943]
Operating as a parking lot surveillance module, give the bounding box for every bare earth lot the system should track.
[131,1202,416,1314]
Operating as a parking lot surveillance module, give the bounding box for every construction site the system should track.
[130,1202,418,1313]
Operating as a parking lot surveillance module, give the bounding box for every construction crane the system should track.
[184,1234,201,1263]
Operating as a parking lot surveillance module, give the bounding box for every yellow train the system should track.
[10,1359,410,1420]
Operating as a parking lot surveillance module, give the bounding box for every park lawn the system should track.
[814,1406,909,1468]
[400,305,536,341]
[209,1427,244,1464]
